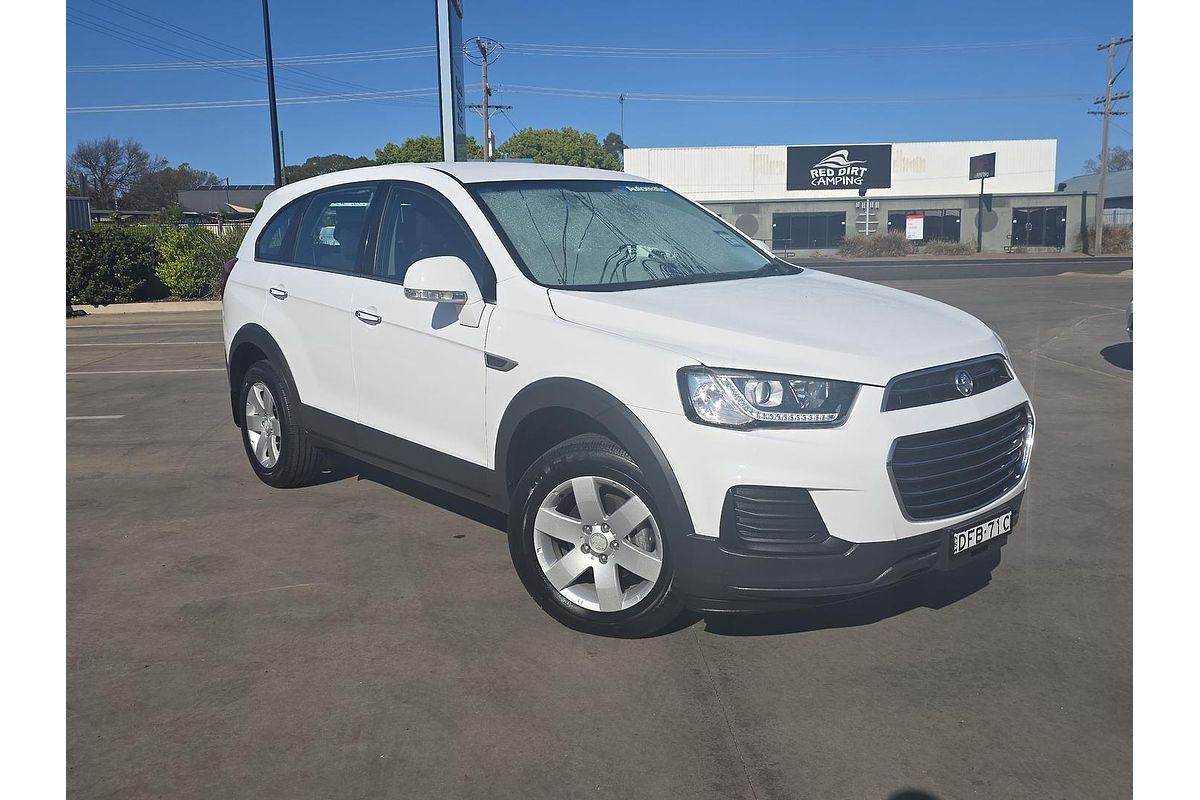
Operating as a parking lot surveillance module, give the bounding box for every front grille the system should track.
[882,356,1012,412]
[719,486,837,554]
[888,404,1031,521]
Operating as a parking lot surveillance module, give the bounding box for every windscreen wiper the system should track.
[750,260,802,278]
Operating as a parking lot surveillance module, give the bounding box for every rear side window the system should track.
[292,184,379,273]
[374,184,495,298]
[255,200,301,261]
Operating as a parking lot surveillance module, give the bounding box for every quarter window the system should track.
[374,185,494,298]
[255,200,302,261]
[292,184,379,273]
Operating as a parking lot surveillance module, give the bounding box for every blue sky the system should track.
[66,0,1133,184]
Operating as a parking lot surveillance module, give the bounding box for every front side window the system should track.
[374,185,494,297]
[472,181,782,290]
[292,184,378,273]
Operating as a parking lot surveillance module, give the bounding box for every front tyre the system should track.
[509,435,685,638]
[238,360,322,488]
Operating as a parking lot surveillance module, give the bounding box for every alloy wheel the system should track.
[245,381,281,468]
[533,476,664,613]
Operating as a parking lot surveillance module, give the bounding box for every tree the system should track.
[67,137,163,209]
[284,153,374,183]
[496,127,621,170]
[375,135,484,163]
[601,132,626,164]
[121,162,221,212]
[1083,145,1133,174]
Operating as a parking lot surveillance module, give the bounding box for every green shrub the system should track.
[66,225,159,306]
[921,240,976,256]
[1087,224,1133,254]
[155,226,217,298]
[838,231,915,258]
[205,226,249,297]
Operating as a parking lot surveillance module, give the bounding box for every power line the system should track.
[69,3,432,108]
[501,36,1095,59]
[67,88,439,113]
[68,48,434,72]
[494,83,1091,105]
[66,35,1091,72]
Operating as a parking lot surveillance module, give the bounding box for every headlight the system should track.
[678,367,859,428]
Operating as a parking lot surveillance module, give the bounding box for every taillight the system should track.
[219,257,238,297]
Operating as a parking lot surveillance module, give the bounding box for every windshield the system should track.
[471,180,788,290]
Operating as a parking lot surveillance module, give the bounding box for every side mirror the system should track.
[403,256,485,327]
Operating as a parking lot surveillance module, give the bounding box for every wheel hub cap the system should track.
[584,525,613,556]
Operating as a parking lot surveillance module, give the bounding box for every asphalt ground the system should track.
[67,268,1132,799]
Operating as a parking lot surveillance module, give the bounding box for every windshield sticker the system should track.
[714,231,744,247]
[623,184,666,192]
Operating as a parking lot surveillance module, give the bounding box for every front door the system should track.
[350,182,496,468]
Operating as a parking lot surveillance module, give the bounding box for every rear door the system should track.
[260,182,382,433]
[350,180,496,467]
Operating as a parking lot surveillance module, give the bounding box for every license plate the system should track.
[951,510,1012,556]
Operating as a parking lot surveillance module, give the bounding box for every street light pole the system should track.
[261,0,283,188]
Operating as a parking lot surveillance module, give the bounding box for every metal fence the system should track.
[1102,208,1133,226]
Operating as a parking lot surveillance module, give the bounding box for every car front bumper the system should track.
[672,493,1022,612]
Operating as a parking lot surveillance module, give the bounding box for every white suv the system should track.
[222,162,1034,637]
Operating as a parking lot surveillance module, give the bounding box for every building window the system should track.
[886,209,962,242]
[772,212,846,250]
[1011,206,1067,248]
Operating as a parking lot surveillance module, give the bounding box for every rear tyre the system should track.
[238,360,322,488]
[508,434,686,638]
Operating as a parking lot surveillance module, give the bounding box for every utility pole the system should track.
[477,38,493,161]
[466,104,512,159]
[261,0,283,187]
[279,129,288,184]
[1088,35,1132,255]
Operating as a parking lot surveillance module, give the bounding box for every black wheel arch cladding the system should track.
[228,323,300,426]
[494,377,695,538]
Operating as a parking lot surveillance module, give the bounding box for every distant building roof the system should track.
[1060,169,1132,200]
[188,184,276,191]
[178,186,273,214]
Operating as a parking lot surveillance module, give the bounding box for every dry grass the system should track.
[1087,224,1133,254]
[838,231,916,258]
[921,240,976,256]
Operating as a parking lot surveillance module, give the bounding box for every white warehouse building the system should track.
[623,140,1095,254]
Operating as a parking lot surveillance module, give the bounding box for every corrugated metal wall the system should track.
[624,140,1058,202]
[66,197,91,231]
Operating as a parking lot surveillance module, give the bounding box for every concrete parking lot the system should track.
[67,268,1132,799]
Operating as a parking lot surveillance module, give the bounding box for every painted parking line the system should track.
[67,341,223,347]
[66,415,126,421]
[67,368,225,375]
[66,322,221,329]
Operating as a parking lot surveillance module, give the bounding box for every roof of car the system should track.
[255,161,652,214]
[432,160,644,184]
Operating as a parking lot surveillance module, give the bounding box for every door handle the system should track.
[355,309,382,325]
[268,286,288,300]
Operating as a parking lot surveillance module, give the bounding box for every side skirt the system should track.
[300,404,506,512]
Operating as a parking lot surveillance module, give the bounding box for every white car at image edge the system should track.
[221,162,1035,637]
